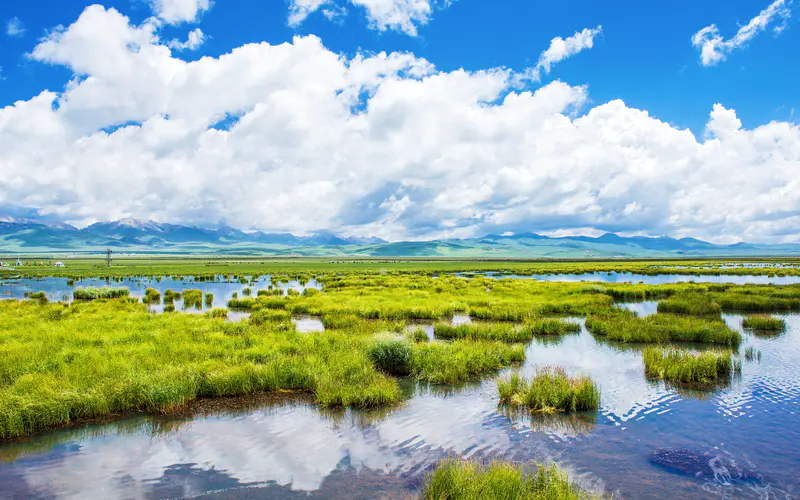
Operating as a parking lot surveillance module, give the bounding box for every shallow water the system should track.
[1,314,798,499]
[0,275,321,313]
[473,271,800,285]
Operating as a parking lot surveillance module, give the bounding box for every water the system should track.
[2,315,798,499]
[0,275,322,313]
[467,271,800,285]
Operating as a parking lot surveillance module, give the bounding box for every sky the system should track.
[0,0,798,243]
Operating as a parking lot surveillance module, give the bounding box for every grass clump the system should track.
[204,292,214,306]
[497,369,600,413]
[408,327,429,343]
[182,289,203,309]
[742,314,786,332]
[434,323,533,343]
[657,294,721,316]
[249,308,292,325]
[521,319,581,336]
[28,291,48,304]
[207,308,228,319]
[421,457,601,500]
[586,311,740,346]
[412,341,525,384]
[643,348,734,385]
[368,339,413,376]
[142,288,161,304]
[73,287,130,300]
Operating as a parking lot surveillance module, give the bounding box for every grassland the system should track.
[421,457,602,500]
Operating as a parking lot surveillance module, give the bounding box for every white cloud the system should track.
[287,0,446,36]
[2,5,799,244]
[530,26,602,80]
[150,0,211,24]
[6,16,25,37]
[692,0,792,66]
[288,0,333,27]
[168,28,206,51]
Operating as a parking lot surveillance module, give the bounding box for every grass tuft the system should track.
[643,348,734,385]
[497,369,600,413]
[421,457,602,500]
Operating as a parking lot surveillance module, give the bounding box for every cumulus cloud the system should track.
[530,26,602,80]
[168,28,206,51]
[2,5,799,243]
[288,0,447,36]
[150,0,211,24]
[6,16,25,37]
[692,0,792,66]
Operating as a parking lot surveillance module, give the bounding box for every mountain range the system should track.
[1,216,799,258]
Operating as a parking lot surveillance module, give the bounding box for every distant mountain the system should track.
[0,217,798,257]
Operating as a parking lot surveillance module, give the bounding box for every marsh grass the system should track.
[643,348,733,385]
[657,294,721,316]
[742,314,786,332]
[413,341,525,384]
[497,369,600,413]
[521,319,581,336]
[204,292,214,306]
[434,323,533,343]
[73,287,130,300]
[586,311,740,346]
[142,288,161,305]
[182,289,203,309]
[744,346,761,362]
[421,457,601,500]
[368,339,413,376]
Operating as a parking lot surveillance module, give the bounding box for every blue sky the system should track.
[0,0,798,243]
[3,0,797,133]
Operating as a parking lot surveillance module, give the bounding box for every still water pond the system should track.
[1,315,798,499]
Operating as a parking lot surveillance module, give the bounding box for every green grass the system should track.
[413,341,526,384]
[421,457,601,500]
[657,294,721,316]
[742,314,786,331]
[643,348,734,385]
[72,287,130,300]
[182,289,203,309]
[434,323,534,343]
[142,288,161,304]
[368,339,413,376]
[586,311,740,346]
[521,319,581,336]
[497,369,600,413]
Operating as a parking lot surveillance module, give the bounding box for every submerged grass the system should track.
[643,348,734,385]
[497,369,600,413]
[421,457,602,500]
